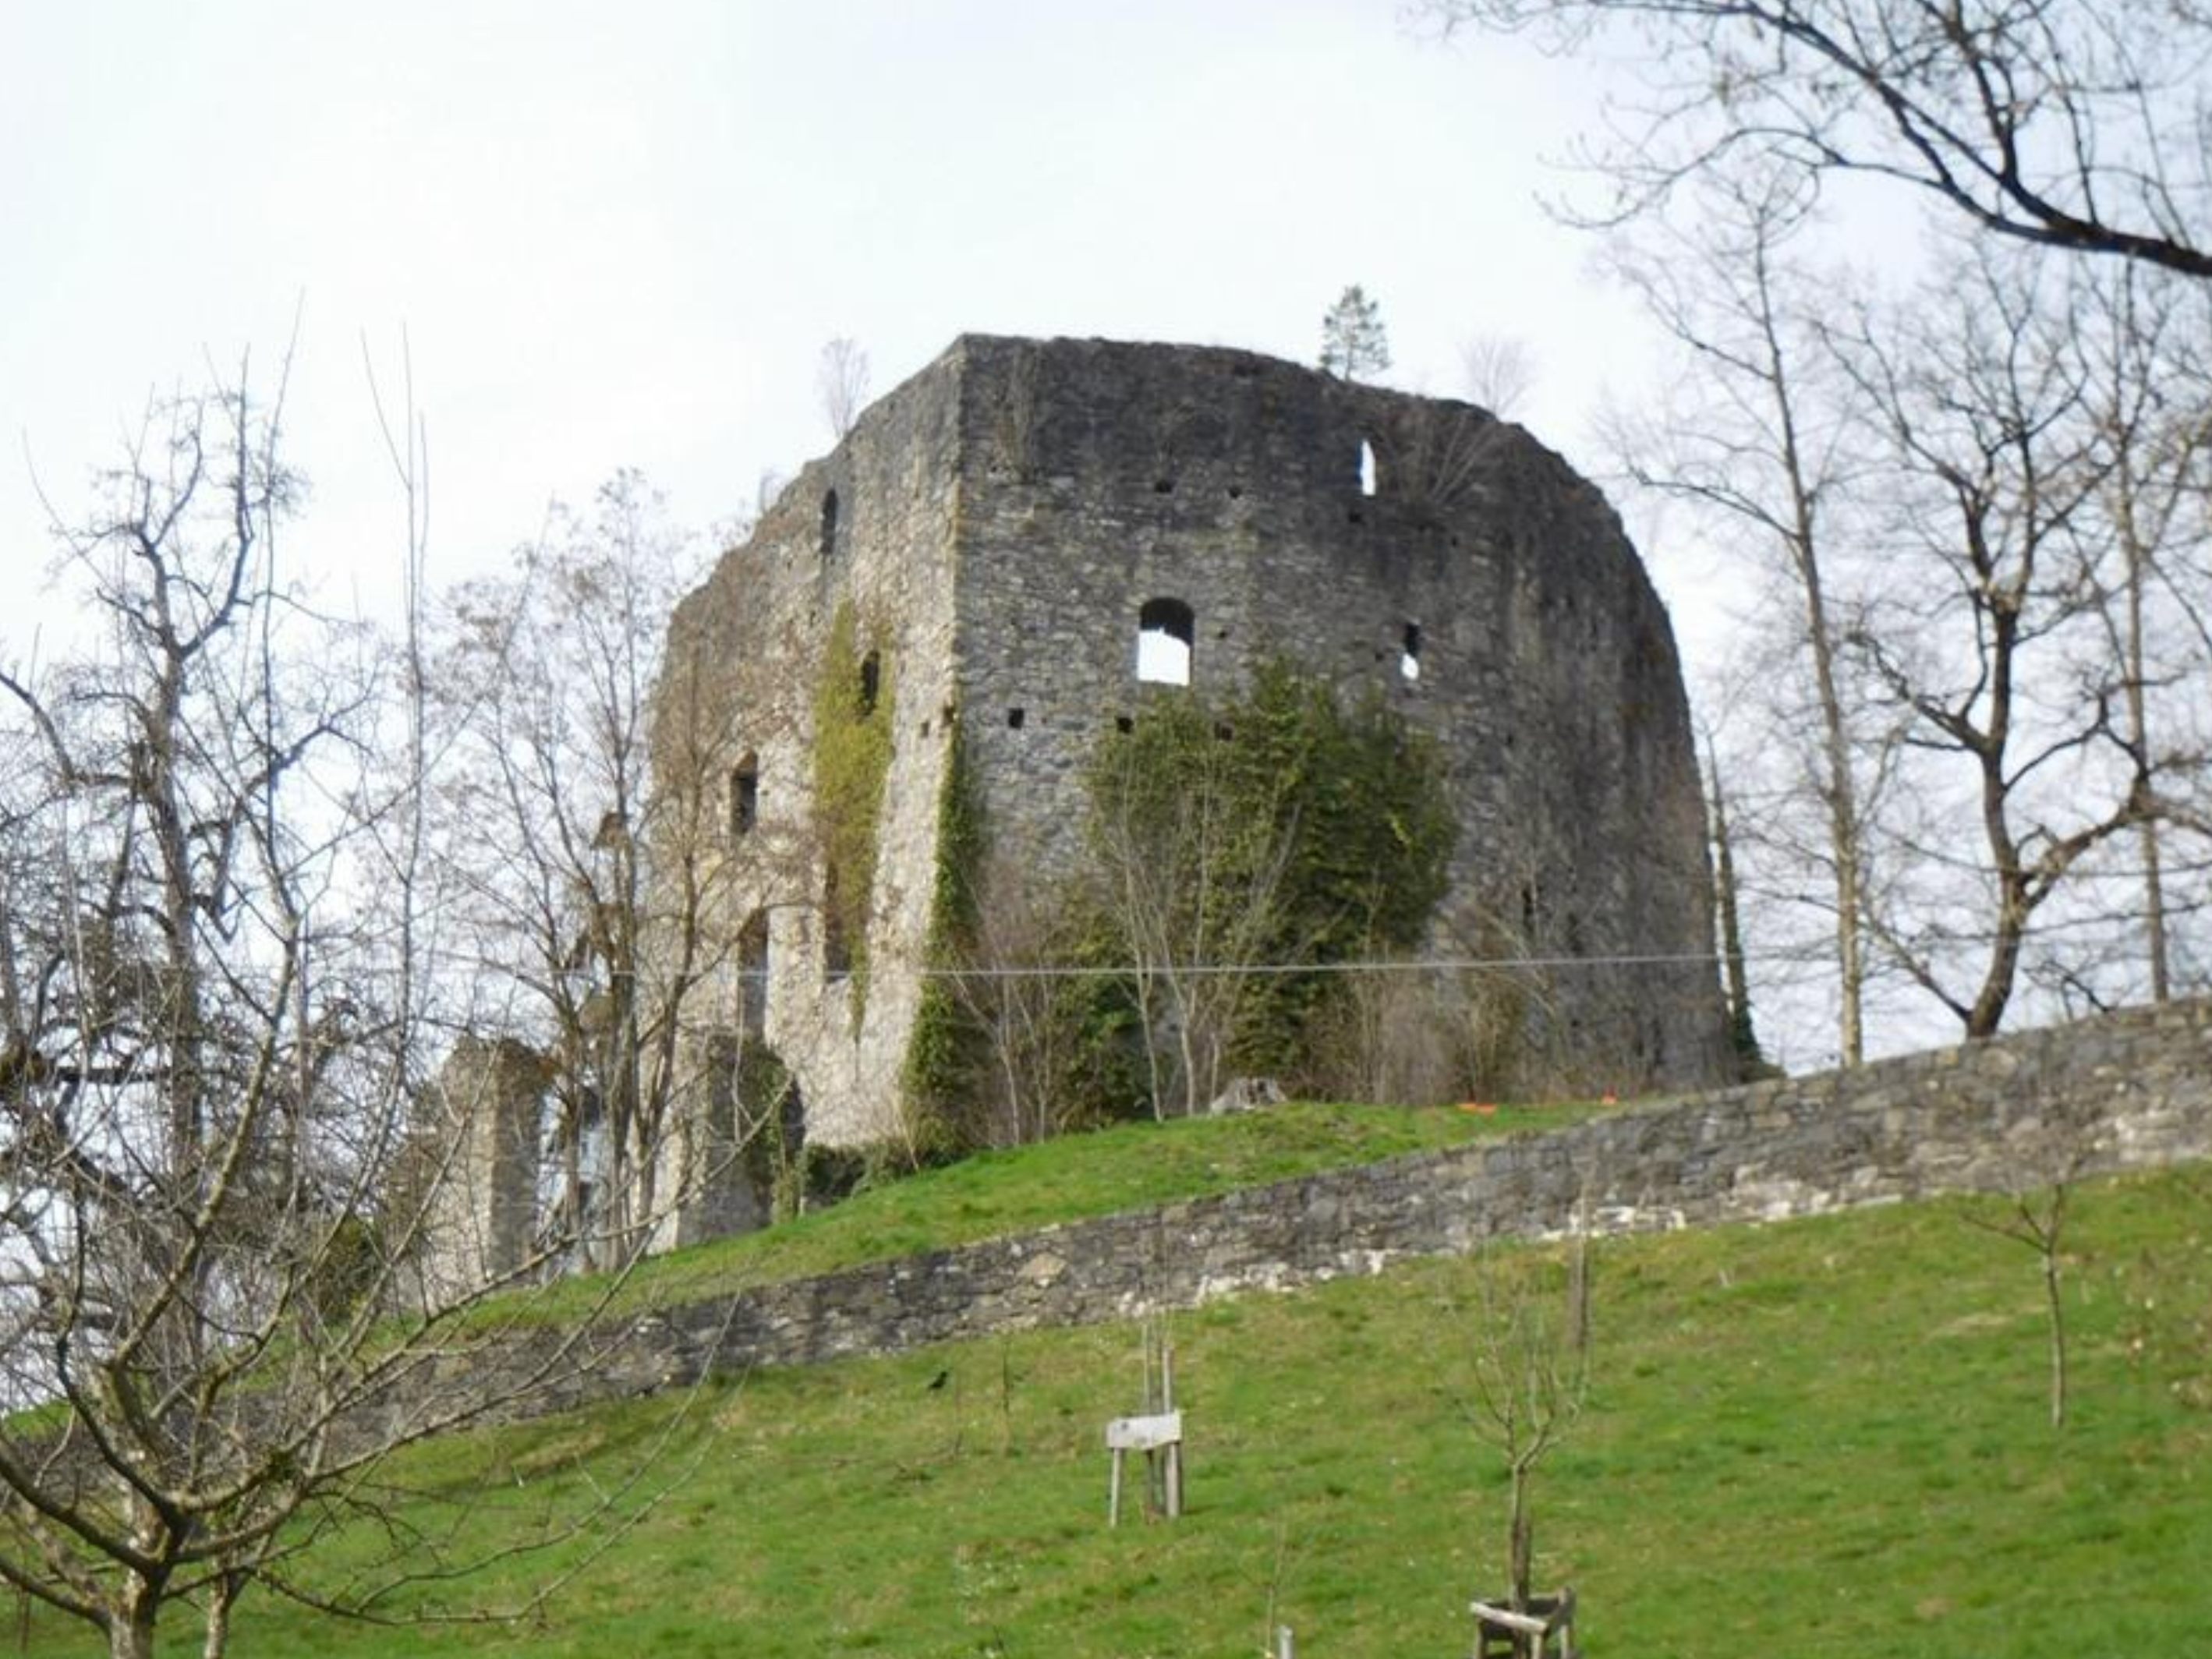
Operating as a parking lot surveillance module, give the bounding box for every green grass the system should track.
[537,1098,1599,1320]
[19,1156,2211,1656]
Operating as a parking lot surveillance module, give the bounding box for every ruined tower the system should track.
[655,335,1732,1197]
[419,1035,553,1297]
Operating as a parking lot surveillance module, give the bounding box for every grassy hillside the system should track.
[16,1123,2212,1656]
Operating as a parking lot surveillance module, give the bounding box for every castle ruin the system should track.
[648,334,1732,1219]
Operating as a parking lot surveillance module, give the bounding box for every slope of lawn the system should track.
[19,1158,2211,1657]
[541,1098,1603,1320]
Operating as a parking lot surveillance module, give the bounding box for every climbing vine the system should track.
[901,724,986,1152]
[1081,660,1456,1104]
[812,602,894,1015]
[897,662,1455,1139]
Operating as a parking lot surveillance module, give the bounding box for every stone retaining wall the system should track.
[514,997,2212,1420]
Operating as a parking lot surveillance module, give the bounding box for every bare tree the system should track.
[1428,0,2212,280]
[1428,0,2212,1049]
[1460,333,1536,419]
[0,377,668,1659]
[1085,702,1297,1120]
[1834,239,2171,1038]
[1966,1081,2101,1429]
[423,472,736,1264]
[1601,165,1878,1062]
[2069,260,2212,1004]
[1308,964,1465,1107]
[1466,1222,1591,1628]
[1975,1182,2075,1431]
[1705,737,1772,1077]
[934,853,1092,1146]
[816,338,872,441]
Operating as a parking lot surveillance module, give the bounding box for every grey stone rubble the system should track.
[462,996,2211,1430]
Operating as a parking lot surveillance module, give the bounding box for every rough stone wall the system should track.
[420,1036,550,1297]
[946,337,1725,1091]
[657,334,1729,1187]
[654,352,968,1173]
[446,998,2212,1428]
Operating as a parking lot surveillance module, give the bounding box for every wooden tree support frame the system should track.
[1469,1588,1579,1659]
[1105,1318,1184,1525]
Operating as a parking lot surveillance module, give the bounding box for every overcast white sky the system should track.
[2,2,1722,648]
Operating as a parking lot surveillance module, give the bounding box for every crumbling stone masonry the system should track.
[654,336,1732,1218]
[419,1035,553,1299]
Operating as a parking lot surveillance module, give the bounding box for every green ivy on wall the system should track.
[812,602,894,1017]
[901,724,985,1154]
[906,660,1456,1140]
[1082,660,1456,1087]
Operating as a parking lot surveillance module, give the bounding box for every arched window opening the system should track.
[1135,596,1194,686]
[858,649,881,716]
[819,489,840,559]
[1357,438,1379,497]
[1400,621,1422,683]
[736,910,770,1038]
[730,751,759,839]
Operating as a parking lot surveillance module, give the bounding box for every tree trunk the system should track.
[2043,1235,2069,1431]
[1790,417,1865,1066]
[1507,1458,1534,1611]
[108,1579,160,1659]
[1707,754,1761,1072]
[202,1567,245,1659]
[2122,526,2171,1003]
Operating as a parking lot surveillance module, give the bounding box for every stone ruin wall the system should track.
[945,336,1729,1091]
[418,1036,554,1300]
[653,352,970,1171]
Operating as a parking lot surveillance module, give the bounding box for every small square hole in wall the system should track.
[1214,722,1233,741]
[1007,707,1025,730]
[1154,478,1175,494]
[1115,714,1134,734]
[920,718,933,738]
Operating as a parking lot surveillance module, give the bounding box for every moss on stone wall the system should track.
[901,725,986,1151]
[1081,660,1456,1097]
[899,663,1458,1134]
[812,603,894,1016]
